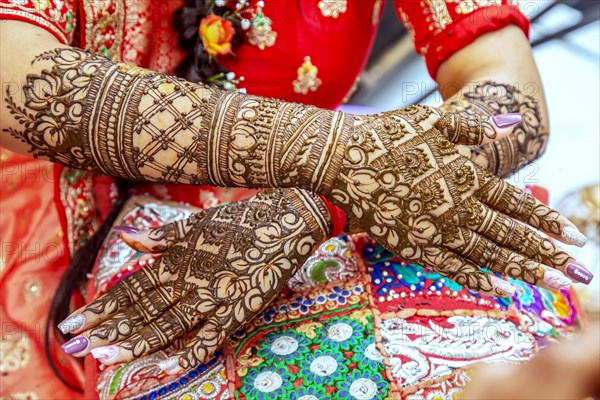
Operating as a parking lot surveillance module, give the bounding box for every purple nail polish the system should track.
[61,337,89,355]
[492,113,522,128]
[113,226,140,234]
[566,263,593,285]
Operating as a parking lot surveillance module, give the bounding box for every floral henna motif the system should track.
[7,49,585,298]
[441,81,548,178]
[4,47,352,193]
[61,189,331,367]
[328,105,579,289]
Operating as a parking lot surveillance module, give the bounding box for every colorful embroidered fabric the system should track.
[91,201,582,400]
[394,0,530,78]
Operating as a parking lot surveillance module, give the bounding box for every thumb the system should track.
[435,111,522,145]
[113,213,202,253]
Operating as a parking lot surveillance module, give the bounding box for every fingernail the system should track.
[58,314,85,335]
[90,346,119,361]
[543,268,572,290]
[562,226,587,247]
[113,226,140,234]
[492,279,516,298]
[158,357,183,375]
[61,337,89,355]
[491,113,522,128]
[566,263,593,284]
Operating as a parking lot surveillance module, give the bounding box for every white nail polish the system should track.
[58,314,85,335]
[543,268,572,290]
[158,357,183,375]
[90,346,119,361]
[492,279,516,298]
[562,226,587,247]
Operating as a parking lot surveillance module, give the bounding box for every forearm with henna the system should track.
[3,47,351,193]
[3,30,588,297]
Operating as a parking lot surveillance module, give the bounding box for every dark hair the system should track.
[45,0,241,390]
[45,179,133,392]
[172,0,244,83]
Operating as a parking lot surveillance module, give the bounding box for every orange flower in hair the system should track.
[199,14,235,56]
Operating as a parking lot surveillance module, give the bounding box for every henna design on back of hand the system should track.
[58,189,331,367]
[441,81,548,178]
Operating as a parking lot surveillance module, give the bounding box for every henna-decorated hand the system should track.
[7,49,592,296]
[440,81,548,178]
[327,104,592,294]
[57,188,331,371]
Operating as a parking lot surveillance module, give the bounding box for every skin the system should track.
[438,25,550,179]
[438,25,548,123]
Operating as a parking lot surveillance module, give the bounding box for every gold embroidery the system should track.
[121,0,152,66]
[0,329,30,373]
[247,8,277,50]
[397,7,416,41]
[372,0,383,25]
[423,0,453,33]
[81,0,125,60]
[23,277,42,304]
[32,0,50,11]
[293,56,322,95]
[0,0,75,44]
[318,0,347,18]
[449,0,502,14]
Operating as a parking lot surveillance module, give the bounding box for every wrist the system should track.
[283,189,333,241]
[276,107,354,195]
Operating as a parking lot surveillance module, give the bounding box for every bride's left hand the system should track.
[441,81,548,179]
[56,188,331,373]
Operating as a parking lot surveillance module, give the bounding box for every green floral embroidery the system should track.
[337,369,388,400]
[351,336,385,371]
[257,330,311,364]
[315,316,366,351]
[289,386,332,400]
[297,349,349,386]
[241,366,294,400]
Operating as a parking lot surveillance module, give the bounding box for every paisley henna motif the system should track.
[9,49,589,363]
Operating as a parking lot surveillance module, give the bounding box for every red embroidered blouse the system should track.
[1,0,529,106]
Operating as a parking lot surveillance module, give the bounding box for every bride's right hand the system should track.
[57,189,332,372]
